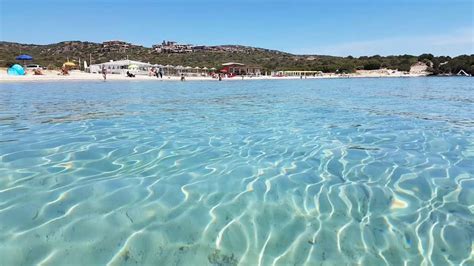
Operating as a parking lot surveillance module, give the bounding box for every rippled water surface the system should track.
[0,78,473,265]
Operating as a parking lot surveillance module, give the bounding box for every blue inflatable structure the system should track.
[7,64,25,76]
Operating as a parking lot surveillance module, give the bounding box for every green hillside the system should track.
[1,41,472,75]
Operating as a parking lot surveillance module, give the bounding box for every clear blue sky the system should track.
[1,0,472,56]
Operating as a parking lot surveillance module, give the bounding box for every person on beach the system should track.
[180,73,185,81]
[159,68,164,78]
[218,73,222,81]
[102,66,107,81]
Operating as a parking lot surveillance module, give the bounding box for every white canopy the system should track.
[222,62,245,66]
[99,59,151,67]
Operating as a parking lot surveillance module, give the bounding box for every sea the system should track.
[0,77,473,265]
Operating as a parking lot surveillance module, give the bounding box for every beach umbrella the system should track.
[63,61,76,67]
[63,61,76,70]
[128,64,138,69]
[15,54,33,65]
[202,67,208,70]
[16,54,33,60]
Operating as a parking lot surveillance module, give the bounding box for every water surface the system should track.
[0,78,473,265]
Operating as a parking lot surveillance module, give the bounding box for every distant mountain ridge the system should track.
[0,41,472,75]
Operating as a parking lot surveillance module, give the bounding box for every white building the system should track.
[89,60,152,75]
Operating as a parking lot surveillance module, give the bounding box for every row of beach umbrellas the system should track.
[15,54,76,68]
[155,65,216,71]
[14,54,216,72]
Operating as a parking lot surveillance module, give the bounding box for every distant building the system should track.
[151,42,255,53]
[192,45,210,51]
[101,40,131,53]
[221,62,261,76]
[153,40,194,53]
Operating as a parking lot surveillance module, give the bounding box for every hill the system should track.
[0,41,472,75]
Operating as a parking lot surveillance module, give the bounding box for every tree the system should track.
[363,61,382,70]
[418,53,434,61]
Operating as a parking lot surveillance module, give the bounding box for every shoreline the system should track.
[0,72,431,83]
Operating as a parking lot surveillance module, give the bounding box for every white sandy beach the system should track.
[0,68,427,83]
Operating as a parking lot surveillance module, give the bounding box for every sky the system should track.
[0,0,473,56]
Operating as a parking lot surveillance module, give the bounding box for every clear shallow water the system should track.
[0,78,473,265]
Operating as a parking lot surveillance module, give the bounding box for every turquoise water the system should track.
[0,78,473,265]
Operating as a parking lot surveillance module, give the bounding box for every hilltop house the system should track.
[153,41,194,53]
[101,40,132,53]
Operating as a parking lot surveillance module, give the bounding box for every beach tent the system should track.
[7,64,25,75]
[16,54,33,65]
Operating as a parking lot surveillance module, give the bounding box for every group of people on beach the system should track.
[150,67,164,78]
[97,66,224,82]
[100,66,165,81]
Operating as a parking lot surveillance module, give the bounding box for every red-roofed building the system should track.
[221,62,261,76]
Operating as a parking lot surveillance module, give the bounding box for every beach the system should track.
[0,68,427,82]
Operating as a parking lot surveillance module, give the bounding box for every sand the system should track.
[0,69,426,83]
